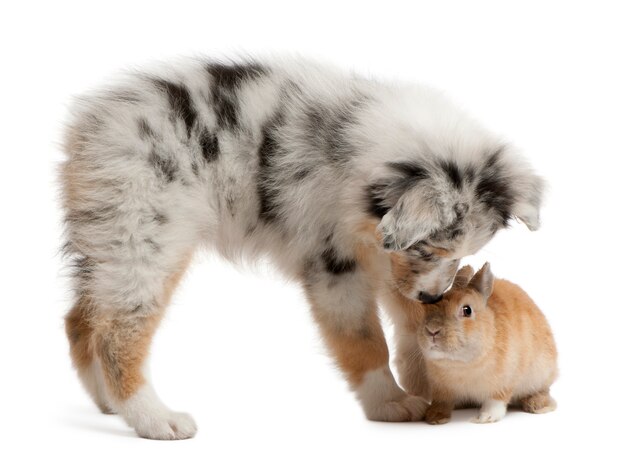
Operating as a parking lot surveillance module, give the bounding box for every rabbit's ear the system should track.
[468,262,494,301]
[452,265,474,289]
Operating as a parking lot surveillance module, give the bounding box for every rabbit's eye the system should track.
[462,305,472,317]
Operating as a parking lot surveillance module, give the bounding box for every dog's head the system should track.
[368,145,544,302]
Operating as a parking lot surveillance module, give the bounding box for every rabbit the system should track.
[389,262,557,424]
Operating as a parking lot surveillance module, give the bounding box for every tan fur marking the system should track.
[306,243,391,387]
[353,237,376,266]
[423,245,451,258]
[95,316,157,400]
[92,253,193,401]
[309,298,389,387]
[65,295,95,370]
[353,219,380,245]
[389,252,414,295]
[60,126,89,212]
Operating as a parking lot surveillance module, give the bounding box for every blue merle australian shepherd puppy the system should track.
[60,57,544,439]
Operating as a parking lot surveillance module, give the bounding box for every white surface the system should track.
[1,0,624,450]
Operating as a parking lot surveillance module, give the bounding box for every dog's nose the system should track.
[418,291,443,304]
[426,327,441,338]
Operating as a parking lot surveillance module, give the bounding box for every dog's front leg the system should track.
[303,263,428,421]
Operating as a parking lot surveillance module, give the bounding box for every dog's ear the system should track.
[511,173,545,231]
[368,161,464,251]
[377,185,456,250]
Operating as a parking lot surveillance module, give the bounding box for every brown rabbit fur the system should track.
[390,263,558,424]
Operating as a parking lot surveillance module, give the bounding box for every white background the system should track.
[1,1,625,450]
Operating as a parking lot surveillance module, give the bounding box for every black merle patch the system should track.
[191,161,199,176]
[206,62,266,130]
[440,202,469,240]
[366,182,392,218]
[440,160,463,189]
[256,110,285,222]
[153,210,168,225]
[152,79,197,138]
[382,235,398,251]
[407,242,436,261]
[455,202,469,218]
[69,255,96,294]
[303,96,367,165]
[226,196,236,216]
[72,255,94,277]
[293,167,312,181]
[137,118,157,140]
[365,161,431,219]
[149,150,178,183]
[321,247,357,275]
[143,238,161,252]
[475,149,514,225]
[388,161,430,190]
[199,129,219,163]
[464,165,476,183]
[60,241,73,257]
[206,62,266,89]
[66,205,117,225]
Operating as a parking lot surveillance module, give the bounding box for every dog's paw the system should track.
[358,367,428,422]
[132,411,197,440]
[118,386,197,440]
[366,395,429,422]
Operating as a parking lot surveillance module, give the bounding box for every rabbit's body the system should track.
[389,264,557,424]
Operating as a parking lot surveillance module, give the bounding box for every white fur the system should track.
[78,358,114,414]
[116,385,197,440]
[472,399,508,424]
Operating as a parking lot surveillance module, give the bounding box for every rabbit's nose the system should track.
[426,327,441,338]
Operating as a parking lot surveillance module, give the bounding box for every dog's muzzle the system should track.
[418,291,443,304]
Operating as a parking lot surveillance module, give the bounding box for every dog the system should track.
[60,57,544,439]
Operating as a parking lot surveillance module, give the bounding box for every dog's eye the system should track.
[420,251,434,260]
[407,241,425,252]
[462,305,472,317]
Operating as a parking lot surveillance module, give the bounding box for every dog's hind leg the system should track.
[65,294,115,414]
[60,109,209,438]
[65,251,196,440]
[302,245,428,422]
[61,164,200,438]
